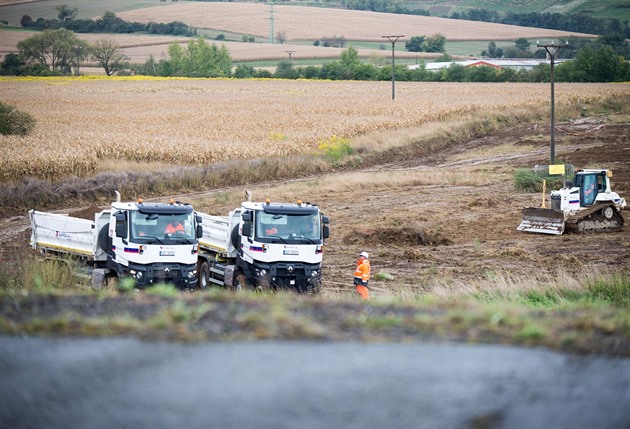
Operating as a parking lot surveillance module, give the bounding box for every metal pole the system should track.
[537,41,567,165]
[382,35,404,100]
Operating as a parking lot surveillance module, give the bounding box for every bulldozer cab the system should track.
[575,171,604,207]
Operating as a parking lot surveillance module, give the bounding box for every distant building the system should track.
[409,59,568,72]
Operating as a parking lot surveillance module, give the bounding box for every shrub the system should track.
[317,135,353,164]
[513,168,563,193]
[0,101,36,136]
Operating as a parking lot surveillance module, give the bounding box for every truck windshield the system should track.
[256,212,321,243]
[131,211,196,242]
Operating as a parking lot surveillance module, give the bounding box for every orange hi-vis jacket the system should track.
[354,258,371,282]
[165,222,185,234]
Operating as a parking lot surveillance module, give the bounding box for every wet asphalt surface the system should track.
[0,336,628,429]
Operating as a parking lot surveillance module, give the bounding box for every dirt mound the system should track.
[70,206,103,220]
[343,225,451,247]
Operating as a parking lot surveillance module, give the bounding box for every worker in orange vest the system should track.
[165,219,185,235]
[354,251,371,300]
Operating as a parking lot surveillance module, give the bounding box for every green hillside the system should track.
[405,0,630,20]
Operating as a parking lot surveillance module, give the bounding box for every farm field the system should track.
[1,78,629,183]
[116,2,596,42]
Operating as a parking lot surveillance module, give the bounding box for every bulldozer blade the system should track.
[517,208,565,235]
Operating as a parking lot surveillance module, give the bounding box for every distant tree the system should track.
[56,4,78,22]
[340,46,360,68]
[422,33,446,53]
[90,39,128,76]
[71,39,90,75]
[276,31,287,44]
[17,28,84,73]
[0,53,25,75]
[234,64,255,78]
[20,14,33,28]
[405,36,425,52]
[274,60,298,79]
[164,38,232,77]
[514,38,531,51]
[598,32,629,56]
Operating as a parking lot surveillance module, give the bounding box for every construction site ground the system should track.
[317,116,630,296]
[0,115,629,297]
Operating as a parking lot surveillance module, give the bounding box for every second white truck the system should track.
[197,198,330,293]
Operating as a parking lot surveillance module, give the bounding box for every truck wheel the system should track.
[199,261,210,289]
[233,273,250,292]
[98,224,113,256]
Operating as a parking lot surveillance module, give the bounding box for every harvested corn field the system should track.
[1,77,628,182]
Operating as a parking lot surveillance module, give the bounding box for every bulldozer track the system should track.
[565,203,625,234]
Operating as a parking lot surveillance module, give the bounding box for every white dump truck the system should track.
[29,192,202,289]
[197,198,330,293]
[29,192,330,293]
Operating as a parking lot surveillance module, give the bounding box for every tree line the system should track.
[2,23,628,83]
[20,5,194,36]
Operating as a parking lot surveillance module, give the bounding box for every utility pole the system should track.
[537,40,568,165]
[268,3,275,43]
[382,35,404,100]
[286,50,295,62]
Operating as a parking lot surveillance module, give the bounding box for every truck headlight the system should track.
[131,270,143,280]
[311,270,318,277]
[188,270,197,279]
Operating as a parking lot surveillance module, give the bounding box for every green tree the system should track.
[17,29,84,73]
[422,33,446,53]
[514,38,531,51]
[165,38,232,77]
[55,4,78,22]
[340,46,360,68]
[90,39,128,76]
[274,60,299,79]
[20,15,33,28]
[0,53,25,75]
[405,36,425,52]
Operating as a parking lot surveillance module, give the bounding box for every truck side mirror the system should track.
[242,212,252,222]
[322,215,330,224]
[196,225,203,239]
[323,225,330,239]
[196,214,202,224]
[242,221,252,237]
[115,211,127,238]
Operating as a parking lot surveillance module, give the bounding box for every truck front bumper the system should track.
[249,261,322,293]
[127,262,198,289]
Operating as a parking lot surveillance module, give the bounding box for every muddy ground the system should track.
[316,116,630,294]
[0,115,629,296]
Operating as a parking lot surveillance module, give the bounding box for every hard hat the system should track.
[360,251,369,259]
